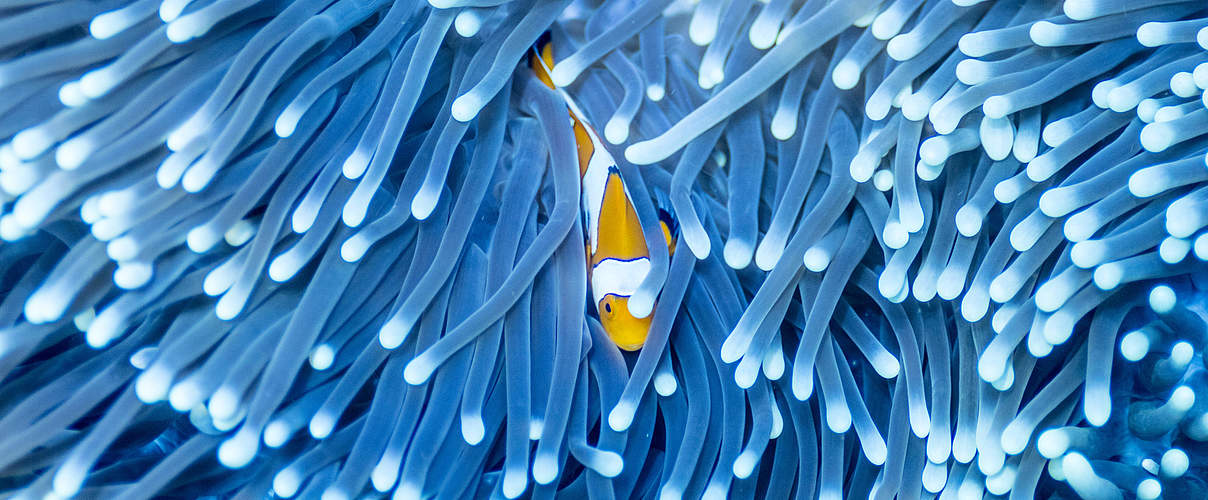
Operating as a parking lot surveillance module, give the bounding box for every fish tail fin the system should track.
[530,32,556,90]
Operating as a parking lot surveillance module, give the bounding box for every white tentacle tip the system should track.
[403,357,434,385]
[608,402,635,431]
[450,93,481,123]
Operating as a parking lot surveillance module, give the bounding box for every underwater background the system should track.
[1,0,1208,498]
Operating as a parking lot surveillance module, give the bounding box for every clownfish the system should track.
[530,35,676,351]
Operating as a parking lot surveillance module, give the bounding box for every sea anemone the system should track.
[1,0,1208,498]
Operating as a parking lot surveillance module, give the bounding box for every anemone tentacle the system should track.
[2,0,1208,499]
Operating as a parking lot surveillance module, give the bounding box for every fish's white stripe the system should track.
[532,47,618,253]
[555,85,615,254]
[581,145,612,251]
[590,257,650,303]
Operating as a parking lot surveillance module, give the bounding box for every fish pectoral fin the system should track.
[652,187,678,255]
[661,220,677,256]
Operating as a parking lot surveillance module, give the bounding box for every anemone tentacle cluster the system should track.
[1,0,1208,498]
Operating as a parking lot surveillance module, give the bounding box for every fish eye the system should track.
[604,302,612,314]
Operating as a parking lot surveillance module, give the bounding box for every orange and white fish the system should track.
[530,36,676,351]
